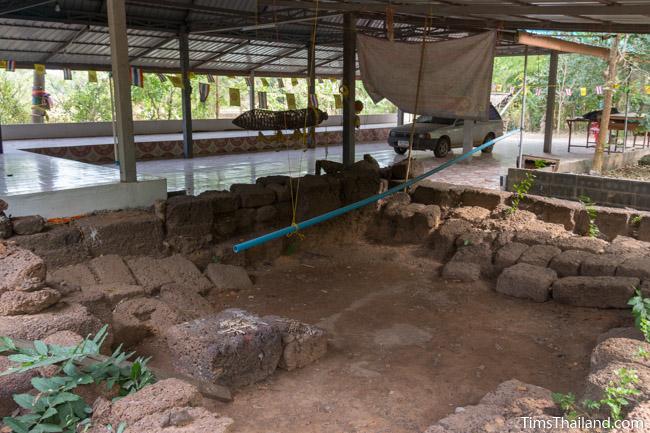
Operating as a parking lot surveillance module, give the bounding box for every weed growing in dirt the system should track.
[578,195,600,238]
[631,215,642,226]
[534,160,548,169]
[628,289,650,342]
[0,326,155,433]
[509,172,535,214]
[553,368,640,422]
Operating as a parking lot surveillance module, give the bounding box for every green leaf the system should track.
[49,392,81,406]
[31,377,66,393]
[31,423,64,433]
[0,336,17,353]
[40,407,58,420]
[9,354,38,364]
[3,416,30,433]
[13,393,35,410]
[34,340,49,356]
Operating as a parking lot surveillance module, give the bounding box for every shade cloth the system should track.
[357,31,497,120]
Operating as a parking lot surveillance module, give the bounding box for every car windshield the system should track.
[415,116,455,125]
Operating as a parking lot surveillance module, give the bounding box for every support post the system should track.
[307,42,317,148]
[179,32,193,159]
[517,46,529,168]
[215,75,220,119]
[397,109,404,126]
[31,70,45,124]
[462,120,474,158]
[107,0,137,183]
[593,34,620,174]
[543,51,558,153]
[248,71,255,110]
[342,12,356,167]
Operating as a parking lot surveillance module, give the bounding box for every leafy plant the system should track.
[628,288,650,342]
[0,326,156,433]
[509,172,535,214]
[631,215,642,226]
[578,195,600,238]
[533,159,548,169]
[553,368,640,422]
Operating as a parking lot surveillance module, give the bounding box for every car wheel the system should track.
[434,137,450,158]
[393,146,407,155]
[481,133,496,153]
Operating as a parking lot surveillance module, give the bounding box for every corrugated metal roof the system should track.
[0,0,647,77]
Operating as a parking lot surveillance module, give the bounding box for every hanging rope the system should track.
[404,15,431,183]
[286,0,320,240]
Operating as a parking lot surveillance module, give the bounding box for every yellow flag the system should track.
[188,72,195,80]
[34,64,46,75]
[613,83,620,89]
[88,70,98,83]
[495,84,503,92]
[645,85,650,95]
[261,78,269,87]
[291,77,299,86]
[168,75,184,88]
[334,94,342,110]
[580,87,587,96]
[286,93,296,110]
[0,60,6,69]
[229,88,241,106]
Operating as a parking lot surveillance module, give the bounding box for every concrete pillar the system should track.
[342,12,356,167]
[462,120,474,156]
[179,32,193,158]
[543,51,558,154]
[107,0,137,182]
[307,42,317,147]
[397,109,404,126]
[248,71,255,110]
[31,70,45,124]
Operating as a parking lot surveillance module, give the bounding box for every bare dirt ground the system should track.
[139,242,629,433]
[604,164,650,181]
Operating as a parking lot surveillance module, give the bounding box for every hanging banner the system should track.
[199,83,210,103]
[63,68,72,80]
[130,66,144,87]
[229,88,241,106]
[595,85,603,95]
[535,88,542,96]
[495,84,503,92]
[260,78,269,87]
[6,60,16,72]
[357,31,497,119]
[88,70,98,83]
[645,85,650,95]
[258,91,268,109]
[565,88,573,96]
[580,87,587,96]
[291,77,299,86]
[34,64,46,75]
[168,75,183,88]
[277,78,284,88]
[206,74,216,83]
[318,78,324,84]
[156,73,168,83]
[286,93,296,110]
[334,94,342,109]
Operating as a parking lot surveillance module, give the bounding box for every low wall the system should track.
[556,148,650,174]
[507,167,650,211]
[26,127,392,164]
[2,114,397,140]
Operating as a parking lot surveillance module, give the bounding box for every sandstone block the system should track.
[496,263,557,302]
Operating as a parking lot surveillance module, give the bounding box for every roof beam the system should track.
[129,36,177,62]
[191,12,341,35]
[0,0,55,16]
[42,25,89,62]
[191,40,250,69]
[262,1,650,16]
[251,46,305,72]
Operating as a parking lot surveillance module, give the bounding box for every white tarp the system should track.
[357,31,497,120]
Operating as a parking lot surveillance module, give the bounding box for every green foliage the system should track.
[0,326,155,433]
[553,368,640,422]
[509,172,535,214]
[628,288,650,342]
[578,195,600,238]
[533,159,548,169]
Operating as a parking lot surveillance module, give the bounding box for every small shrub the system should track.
[628,288,650,342]
[534,159,548,169]
[578,195,600,238]
[0,326,155,433]
[509,172,535,214]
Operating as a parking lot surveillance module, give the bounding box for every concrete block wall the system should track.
[507,168,650,211]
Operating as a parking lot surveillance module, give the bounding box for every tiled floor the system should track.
[134,132,585,194]
[1,130,589,197]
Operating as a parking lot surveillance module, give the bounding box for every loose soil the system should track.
[604,164,650,181]
[137,242,629,433]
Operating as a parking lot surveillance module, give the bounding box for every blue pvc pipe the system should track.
[234,129,520,253]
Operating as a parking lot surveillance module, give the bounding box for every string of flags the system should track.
[493,82,650,96]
